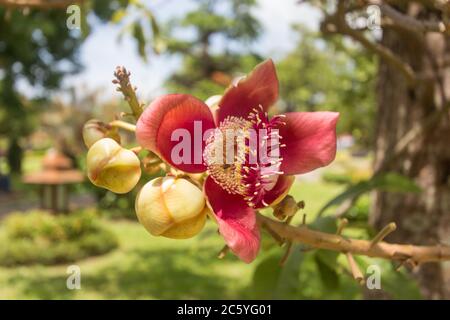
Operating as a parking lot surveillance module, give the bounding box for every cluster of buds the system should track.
[83,120,208,239]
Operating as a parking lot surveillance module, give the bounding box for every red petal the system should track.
[204,176,260,263]
[217,59,279,123]
[256,175,295,209]
[279,112,339,175]
[136,94,216,173]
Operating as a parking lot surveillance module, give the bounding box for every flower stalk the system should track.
[109,120,137,132]
[113,66,144,119]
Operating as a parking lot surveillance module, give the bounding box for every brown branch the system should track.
[345,252,365,284]
[368,0,449,34]
[370,222,396,246]
[257,213,450,264]
[113,66,144,120]
[0,0,82,8]
[336,218,349,236]
[319,0,417,84]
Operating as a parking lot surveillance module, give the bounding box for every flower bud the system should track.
[83,119,121,148]
[135,176,208,239]
[205,95,222,109]
[87,138,141,194]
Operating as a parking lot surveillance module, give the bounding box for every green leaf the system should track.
[132,22,147,62]
[111,9,127,23]
[383,268,423,299]
[251,245,304,299]
[274,245,304,299]
[317,173,421,216]
[314,253,339,290]
[309,216,337,233]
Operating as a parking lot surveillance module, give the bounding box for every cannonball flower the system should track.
[136,59,339,263]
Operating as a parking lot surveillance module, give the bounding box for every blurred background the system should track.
[0,0,449,299]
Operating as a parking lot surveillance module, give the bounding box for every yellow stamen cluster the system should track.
[203,116,252,195]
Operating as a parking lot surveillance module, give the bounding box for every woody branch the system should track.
[258,212,450,265]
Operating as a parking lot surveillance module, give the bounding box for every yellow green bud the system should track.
[135,176,208,239]
[87,138,141,194]
[83,119,121,148]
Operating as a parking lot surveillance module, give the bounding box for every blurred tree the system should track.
[0,0,140,175]
[277,26,376,147]
[0,7,83,174]
[164,0,262,99]
[306,0,450,298]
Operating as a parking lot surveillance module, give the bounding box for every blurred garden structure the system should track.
[1,0,450,300]
[23,149,84,213]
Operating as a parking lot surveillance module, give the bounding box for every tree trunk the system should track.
[371,5,450,299]
[6,137,23,175]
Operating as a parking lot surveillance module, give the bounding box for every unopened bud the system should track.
[87,138,141,194]
[82,119,121,148]
[273,195,299,220]
[135,176,208,239]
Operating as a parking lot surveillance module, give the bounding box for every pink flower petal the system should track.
[136,94,216,173]
[279,112,339,175]
[217,59,279,123]
[204,176,260,263]
[256,175,295,209]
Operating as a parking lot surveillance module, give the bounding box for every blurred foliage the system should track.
[277,25,377,147]
[111,0,163,59]
[0,209,118,267]
[322,171,354,185]
[0,7,82,172]
[164,0,262,99]
[317,172,421,217]
[0,1,141,174]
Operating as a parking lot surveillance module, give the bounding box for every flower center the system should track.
[203,106,286,207]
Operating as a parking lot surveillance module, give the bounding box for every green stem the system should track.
[109,120,136,132]
[113,66,144,119]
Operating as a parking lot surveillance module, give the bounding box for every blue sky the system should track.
[63,0,321,102]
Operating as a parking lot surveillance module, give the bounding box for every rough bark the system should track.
[371,4,450,299]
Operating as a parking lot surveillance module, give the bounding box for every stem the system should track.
[109,120,136,132]
[370,222,396,247]
[218,245,229,259]
[346,252,364,284]
[113,66,144,120]
[257,213,450,264]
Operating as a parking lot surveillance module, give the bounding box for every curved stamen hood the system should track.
[204,106,286,208]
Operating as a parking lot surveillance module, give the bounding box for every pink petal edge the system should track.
[217,59,279,123]
[136,94,216,173]
[204,176,260,263]
[279,112,339,175]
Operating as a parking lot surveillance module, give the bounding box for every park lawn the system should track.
[0,180,345,299]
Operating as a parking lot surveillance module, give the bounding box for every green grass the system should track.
[0,180,345,299]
